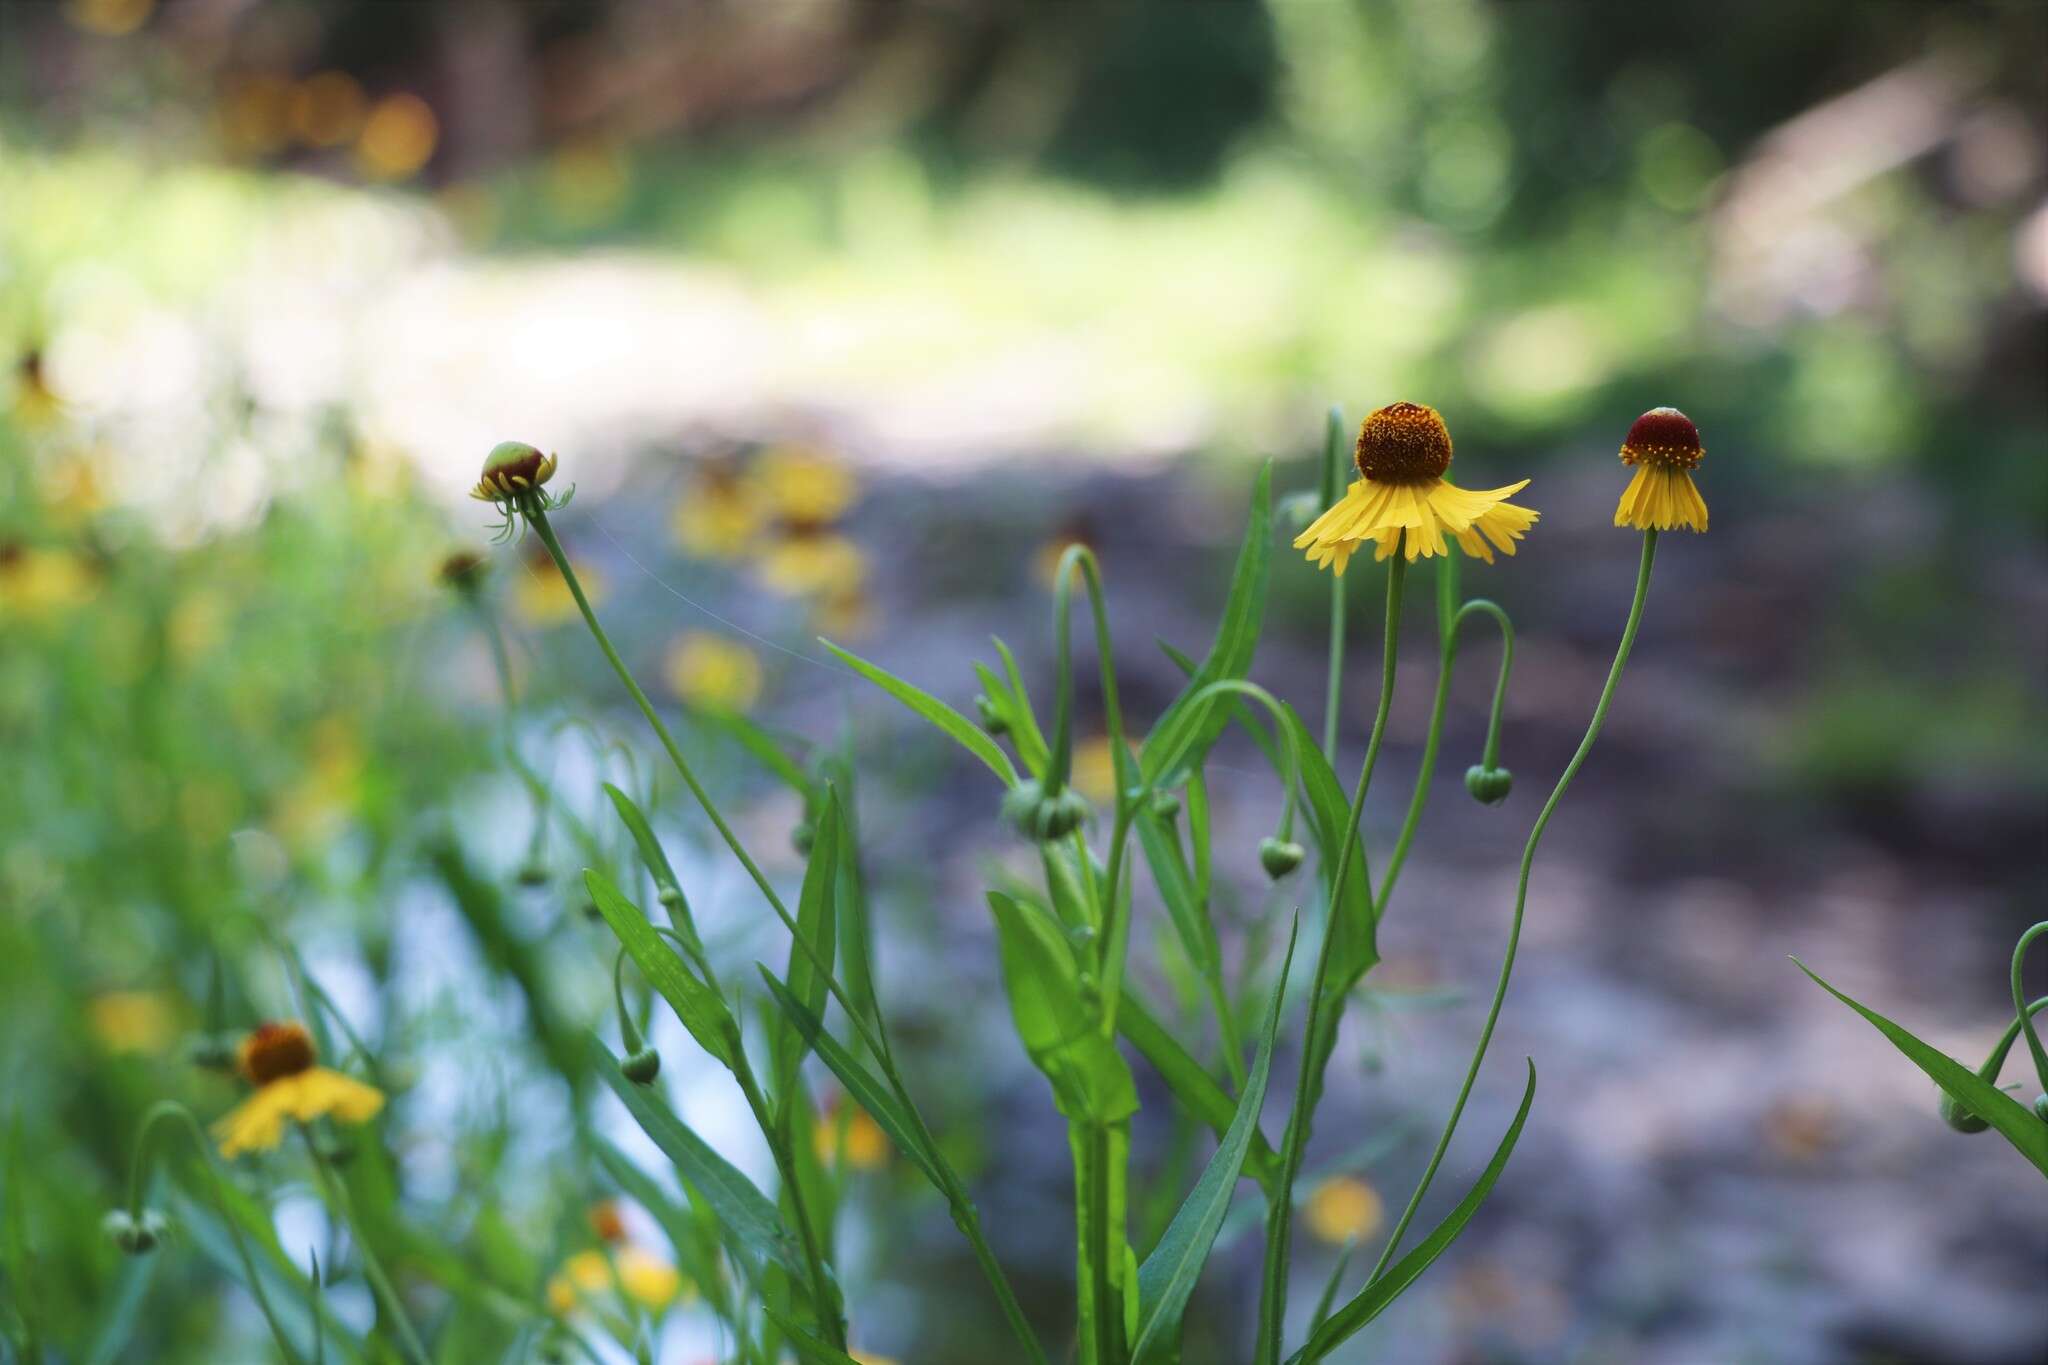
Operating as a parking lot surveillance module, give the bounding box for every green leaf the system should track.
[1142,462,1272,785]
[761,1307,863,1365]
[822,640,1018,784]
[1134,802,1221,979]
[1132,918,1300,1361]
[988,891,1138,1123]
[1794,959,2048,1176]
[593,1138,737,1301]
[1117,994,1281,1188]
[773,790,841,1090]
[1281,703,1377,986]
[993,635,1051,773]
[591,1039,816,1287]
[1288,1060,1538,1363]
[602,782,702,950]
[689,705,814,794]
[585,867,736,1069]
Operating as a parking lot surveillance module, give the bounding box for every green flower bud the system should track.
[1464,764,1513,805]
[1258,837,1306,880]
[2034,1094,2048,1125]
[975,693,1010,736]
[515,862,549,888]
[471,441,558,503]
[791,821,815,856]
[622,1047,662,1085]
[1149,789,1182,820]
[103,1208,168,1256]
[1001,780,1091,842]
[657,885,686,913]
[1938,1091,1990,1133]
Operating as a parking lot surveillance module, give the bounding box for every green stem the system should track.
[1320,407,1348,763]
[127,1103,306,1365]
[729,1052,845,1347]
[2011,923,2048,1096]
[1256,546,1406,1365]
[302,1128,431,1365]
[1368,530,1658,1283]
[1070,1122,1125,1365]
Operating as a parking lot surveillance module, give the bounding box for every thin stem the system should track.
[2011,923,2048,1095]
[1320,407,1348,763]
[1369,530,1659,1282]
[729,1054,845,1348]
[302,1129,431,1365]
[1256,547,1406,1365]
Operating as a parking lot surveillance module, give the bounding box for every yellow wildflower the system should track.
[672,460,767,560]
[1613,406,1709,532]
[1294,403,1537,572]
[355,92,438,181]
[89,991,178,1054]
[0,543,97,620]
[515,546,602,625]
[213,1021,384,1158]
[546,1246,688,1315]
[1305,1175,1384,1246]
[814,1101,890,1172]
[750,444,858,529]
[755,530,867,598]
[663,631,763,712]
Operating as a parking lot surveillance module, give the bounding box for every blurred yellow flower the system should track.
[663,631,763,712]
[0,543,97,620]
[814,1103,890,1172]
[1295,403,1537,572]
[214,1021,384,1157]
[355,93,438,181]
[218,74,294,157]
[290,72,366,148]
[1071,735,1135,806]
[1034,517,1097,589]
[546,1247,689,1316]
[515,549,602,626]
[751,445,858,529]
[89,991,177,1054]
[273,715,363,847]
[1305,1175,1384,1246]
[756,531,866,598]
[11,351,62,428]
[1614,407,1709,533]
[587,1200,627,1245]
[851,1353,901,1365]
[672,476,768,560]
[65,0,152,37]
[544,141,631,227]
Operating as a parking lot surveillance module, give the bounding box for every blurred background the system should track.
[2,1,2044,1361]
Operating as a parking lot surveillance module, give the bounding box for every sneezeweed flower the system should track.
[438,549,489,598]
[0,541,97,620]
[1304,1175,1385,1245]
[546,1247,688,1316]
[1613,406,1709,532]
[516,545,604,625]
[587,1201,628,1245]
[813,1098,890,1172]
[89,990,178,1054]
[472,440,574,542]
[672,458,767,560]
[751,443,858,530]
[663,631,763,712]
[212,1021,384,1158]
[1294,402,1538,572]
[1071,735,1132,806]
[755,528,867,598]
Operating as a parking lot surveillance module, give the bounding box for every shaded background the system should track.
[2,1,2044,1361]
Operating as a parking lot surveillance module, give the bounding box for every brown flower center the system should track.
[1620,407,1704,470]
[238,1020,317,1085]
[1355,402,1452,484]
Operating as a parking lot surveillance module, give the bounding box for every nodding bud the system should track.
[975,694,1010,736]
[791,821,815,856]
[622,1047,662,1085]
[1150,789,1182,821]
[1258,837,1306,880]
[1938,1091,1990,1134]
[657,885,686,913]
[471,441,558,502]
[2035,1094,2048,1125]
[438,550,488,595]
[103,1208,168,1256]
[1464,765,1513,805]
[515,863,549,888]
[1001,780,1091,842]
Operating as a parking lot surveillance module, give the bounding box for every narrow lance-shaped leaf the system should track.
[1281,702,1377,986]
[585,868,736,1069]
[822,640,1018,785]
[1794,959,2048,1176]
[602,782,702,951]
[773,789,841,1092]
[1287,1060,1538,1364]
[1131,917,1301,1361]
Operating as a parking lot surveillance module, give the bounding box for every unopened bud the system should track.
[622,1047,662,1085]
[1149,790,1182,821]
[1938,1091,1989,1134]
[1464,764,1513,805]
[1001,780,1091,842]
[975,694,1009,736]
[1258,837,1306,880]
[103,1208,168,1256]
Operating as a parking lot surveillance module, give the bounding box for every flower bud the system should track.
[791,821,814,856]
[974,694,1010,736]
[622,1046,662,1085]
[1258,837,1306,880]
[471,441,558,503]
[515,863,549,888]
[103,1208,168,1256]
[2035,1094,2048,1125]
[1149,789,1182,820]
[1001,780,1091,842]
[1464,764,1513,805]
[657,886,686,914]
[1938,1091,1989,1134]
[437,550,488,597]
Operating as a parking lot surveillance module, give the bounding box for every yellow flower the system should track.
[1304,1175,1384,1246]
[89,991,178,1054]
[1294,403,1537,572]
[811,586,874,639]
[814,1101,890,1172]
[213,1021,384,1157]
[515,547,602,625]
[851,1353,902,1365]
[750,444,858,529]
[1613,406,1709,532]
[755,530,867,598]
[663,631,763,712]
[1071,735,1135,805]
[672,462,767,560]
[0,543,97,619]
[355,92,438,182]
[546,1247,688,1315]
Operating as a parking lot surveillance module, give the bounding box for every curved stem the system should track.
[1369,530,1658,1283]
[1256,546,1406,1365]
[127,1103,306,1365]
[302,1129,431,1365]
[1375,596,1515,916]
[2011,923,2048,1095]
[613,946,645,1055]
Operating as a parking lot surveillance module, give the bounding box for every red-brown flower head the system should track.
[237,1020,317,1086]
[1354,402,1453,484]
[1619,407,1704,471]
